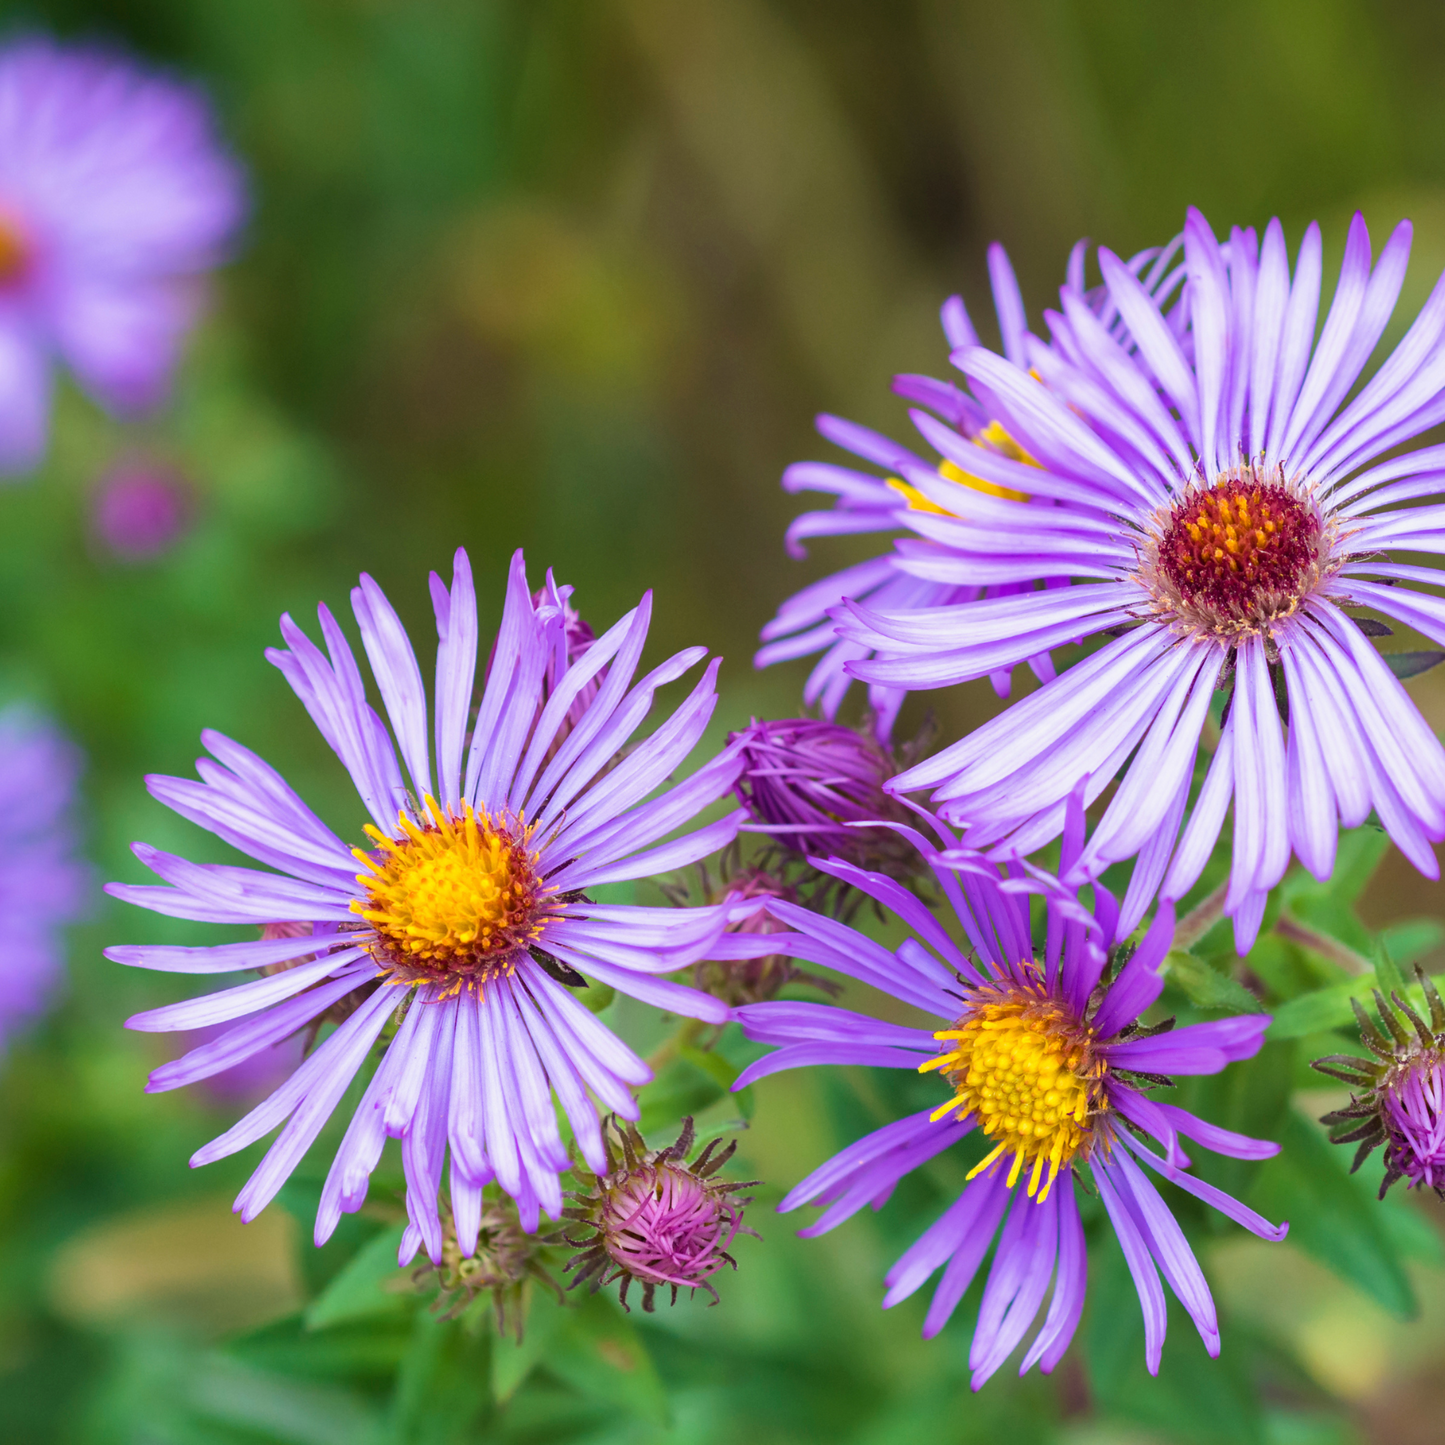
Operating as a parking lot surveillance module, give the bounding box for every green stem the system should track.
[644,1017,704,1075]
[1275,916,1372,975]
[1172,879,1229,951]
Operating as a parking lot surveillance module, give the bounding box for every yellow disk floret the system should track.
[351,795,546,989]
[921,979,1105,1202]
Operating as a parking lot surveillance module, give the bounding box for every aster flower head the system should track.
[106,549,748,1261]
[0,704,87,1047]
[562,1116,757,1311]
[1315,967,1445,1196]
[759,238,1183,741]
[842,208,1445,950]
[731,809,1286,1385]
[0,37,244,472]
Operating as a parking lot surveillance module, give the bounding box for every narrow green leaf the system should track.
[388,1306,493,1444]
[1385,649,1445,680]
[1373,938,1408,1003]
[304,1224,410,1331]
[1165,950,1263,1013]
[543,1291,668,1426]
[490,1290,567,1403]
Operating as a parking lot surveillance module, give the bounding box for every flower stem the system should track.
[645,1017,705,1075]
[1172,880,1229,951]
[1275,916,1372,975]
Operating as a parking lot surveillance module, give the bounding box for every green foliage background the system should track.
[5,2,1445,1442]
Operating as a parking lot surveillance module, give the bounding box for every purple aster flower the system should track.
[92,455,193,560]
[0,704,86,1047]
[731,811,1285,1385]
[759,239,1184,740]
[841,209,1445,950]
[0,37,245,472]
[1316,968,1445,1196]
[106,549,747,1261]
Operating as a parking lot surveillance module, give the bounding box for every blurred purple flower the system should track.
[0,37,245,472]
[731,811,1285,1386]
[0,706,87,1047]
[106,549,747,1259]
[92,456,193,560]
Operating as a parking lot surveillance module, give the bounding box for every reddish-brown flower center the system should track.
[1147,468,1329,636]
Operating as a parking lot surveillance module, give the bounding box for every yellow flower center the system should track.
[350,796,547,993]
[887,421,1034,515]
[921,977,1106,1201]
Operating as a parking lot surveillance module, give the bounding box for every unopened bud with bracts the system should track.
[407,1191,563,1340]
[562,1117,757,1312]
[1313,964,1445,1197]
[693,868,840,1007]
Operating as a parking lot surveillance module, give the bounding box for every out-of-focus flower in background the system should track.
[91,454,194,561]
[0,704,87,1048]
[0,36,244,473]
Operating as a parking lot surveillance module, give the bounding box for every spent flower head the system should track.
[407,1190,563,1340]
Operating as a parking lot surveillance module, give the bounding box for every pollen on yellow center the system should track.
[886,420,1033,515]
[350,796,544,983]
[921,981,1104,1201]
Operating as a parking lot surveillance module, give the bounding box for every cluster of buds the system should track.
[407,1192,563,1340]
[1314,965,1445,1196]
[561,1117,757,1312]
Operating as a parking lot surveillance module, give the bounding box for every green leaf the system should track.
[542,1291,668,1426]
[387,1306,493,1444]
[636,1055,725,1137]
[1165,950,1263,1013]
[1385,649,1445,680]
[1086,1239,1264,1444]
[490,1289,568,1403]
[1267,972,1436,1040]
[1381,919,1445,968]
[1373,937,1408,1003]
[1251,1109,1415,1318]
[304,1223,410,1330]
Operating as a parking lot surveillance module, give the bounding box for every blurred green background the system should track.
[10,1,1445,1442]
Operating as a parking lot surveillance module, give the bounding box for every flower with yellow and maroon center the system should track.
[731,832,1287,1386]
[842,207,1445,954]
[350,797,553,996]
[562,1117,757,1312]
[107,548,747,1261]
[1315,966,1445,1198]
[758,238,1184,741]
